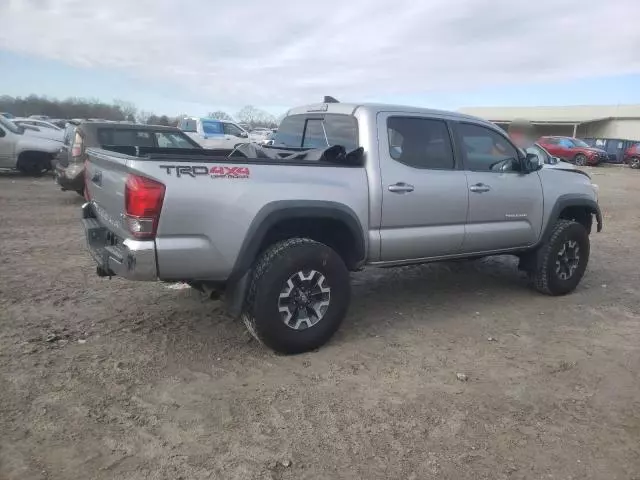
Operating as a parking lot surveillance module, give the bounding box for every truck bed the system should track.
[83,145,369,282]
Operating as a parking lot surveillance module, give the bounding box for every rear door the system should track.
[378,113,468,261]
[454,122,543,253]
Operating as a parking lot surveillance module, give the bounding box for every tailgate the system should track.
[84,148,132,240]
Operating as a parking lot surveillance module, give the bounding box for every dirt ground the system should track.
[1,167,639,480]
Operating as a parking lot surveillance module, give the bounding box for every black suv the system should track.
[55,122,201,195]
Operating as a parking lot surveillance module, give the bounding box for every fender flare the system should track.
[224,200,366,317]
[541,194,602,244]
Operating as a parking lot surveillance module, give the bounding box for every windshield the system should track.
[571,138,590,148]
[0,116,22,134]
[273,114,358,150]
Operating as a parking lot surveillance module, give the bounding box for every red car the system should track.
[538,136,608,166]
[623,142,640,169]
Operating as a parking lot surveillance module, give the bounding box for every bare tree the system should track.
[208,110,234,121]
[236,105,277,129]
[113,99,137,120]
[137,110,153,124]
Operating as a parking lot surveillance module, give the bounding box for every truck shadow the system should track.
[339,256,529,339]
[128,256,531,359]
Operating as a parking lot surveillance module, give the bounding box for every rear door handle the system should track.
[388,182,414,193]
[469,183,491,193]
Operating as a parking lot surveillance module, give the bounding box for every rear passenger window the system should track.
[386,117,455,169]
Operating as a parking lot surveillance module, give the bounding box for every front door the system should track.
[378,113,469,261]
[454,122,543,253]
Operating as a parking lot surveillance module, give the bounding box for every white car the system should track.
[0,116,61,174]
[248,128,272,143]
[177,117,249,149]
[12,118,65,143]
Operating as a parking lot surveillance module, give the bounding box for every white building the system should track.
[459,104,640,141]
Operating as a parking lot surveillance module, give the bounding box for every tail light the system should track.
[83,159,90,201]
[124,174,165,239]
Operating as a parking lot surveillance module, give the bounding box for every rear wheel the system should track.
[528,220,590,296]
[573,154,587,166]
[242,238,350,354]
[630,157,640,169]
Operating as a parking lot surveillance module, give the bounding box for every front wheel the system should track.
[242,238,351,354]
[528,220,590,296]
[574,154,587,166]
[630,157,640,169]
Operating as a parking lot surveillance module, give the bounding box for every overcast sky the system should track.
[1,0,639,115]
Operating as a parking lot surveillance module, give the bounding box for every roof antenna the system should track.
[324,96,339,103]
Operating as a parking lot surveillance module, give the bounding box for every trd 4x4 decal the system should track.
[159,165,250,179]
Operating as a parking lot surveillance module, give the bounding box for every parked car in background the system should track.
[623,142,640,169]
[538,136,607,166]
[1,112,15,119]
[49,119,69,129]
[248,128,272,143]
[261,131,276,146]
[0,116,60,175]
[12,118,65,143]
[28,115,51,121]
[55,122,202,196]
[581,137,636,164]
[177,117,249,149]
[526,143,576,170]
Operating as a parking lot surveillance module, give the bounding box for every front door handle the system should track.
[388,182,414,193]
[469,183,491,193]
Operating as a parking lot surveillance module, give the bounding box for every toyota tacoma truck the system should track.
[81,100,602,354]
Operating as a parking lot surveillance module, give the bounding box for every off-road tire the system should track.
[529,220,590,296]
[630,157,640,169]
[573,154,587,167]
[242,238,350,354]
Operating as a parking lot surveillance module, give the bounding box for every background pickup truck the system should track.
[0,115,61,175]
[82,100,602,353]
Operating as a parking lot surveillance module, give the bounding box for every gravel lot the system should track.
[1,168,639,480]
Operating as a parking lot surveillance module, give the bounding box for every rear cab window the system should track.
[154,131,200,149]
[97,129,155,147]
[273,114,358,151]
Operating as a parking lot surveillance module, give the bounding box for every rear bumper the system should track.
[81,202,157,281]
[56,163,84,192]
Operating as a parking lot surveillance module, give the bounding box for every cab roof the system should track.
[285,101,497,128]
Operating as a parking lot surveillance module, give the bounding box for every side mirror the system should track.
[525,152,542,172]
[239,131,249,138]
[551,156,561,164]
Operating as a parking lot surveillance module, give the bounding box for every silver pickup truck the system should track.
[82,100,602,353]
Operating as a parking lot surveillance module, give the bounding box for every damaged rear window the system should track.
[273,114,358,151]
